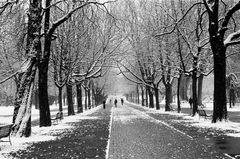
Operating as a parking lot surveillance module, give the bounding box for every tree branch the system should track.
[221,1,240,33]
[154,2,203,38]
[0,72,18,84]
[224,29,240,47]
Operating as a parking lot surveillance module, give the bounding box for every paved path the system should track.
[4,102,234,158]
[108,103,226,159]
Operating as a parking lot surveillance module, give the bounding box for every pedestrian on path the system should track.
[114,99,117,107]
[121,98,124,105]
[189,97,193,109]
[103,100,106,109]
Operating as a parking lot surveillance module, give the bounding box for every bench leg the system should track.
[9,135,12,145]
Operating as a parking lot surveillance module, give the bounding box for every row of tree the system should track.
[112,0,240,123]
[0,0,118,137]
[1,0,240,137]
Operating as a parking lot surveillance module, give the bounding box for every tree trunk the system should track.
[177,74,182,113]
[141,85,144,106]
[148,87,154,108]
[213,47,227,122]
[165,83,172,111]
[38,54,51,126]
[229,89,232,108]
[131,92,133,102]
[91,83,95,108]
[197,74,204,106]
[58,86,63,112]
[145,86,149,107]
[208,4,227,122]
[12,0,42,137]
[136,85,140,104]
[169,85,173,103]
[85,88,87,110]
[179,75,190,100]
[12,63,37,137]
[192,57,198,116]
[87,87,91,109]
[154,85,160,110]
[76,84,83,113]
[66,84,75,116]
[38,0,51,127]
[34,88,39,109]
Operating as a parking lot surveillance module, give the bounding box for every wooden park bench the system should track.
[198,109,212,120]
[51,111,63,124]
[0,124,13,145]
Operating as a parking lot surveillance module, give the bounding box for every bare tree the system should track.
[11,0,42,137]
[202,0,240,122]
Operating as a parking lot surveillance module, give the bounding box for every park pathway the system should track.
[107,103,226,159]
[3,102,234,158]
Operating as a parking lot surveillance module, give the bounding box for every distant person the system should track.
[121,98,124,105]
[110,99,112,104]
[189,97,193,109]
[114,99,117,107]
[103,100,106,109]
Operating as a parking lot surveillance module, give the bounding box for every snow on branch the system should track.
[202,0,213,13]
[0,72,18,84]
[48,0,115,35]
[224,29,240,47]
[42,0,65,11]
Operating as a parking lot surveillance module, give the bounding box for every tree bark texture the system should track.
[58,87,63,112]
[197,74,204,106]
[38,0,51,127]
[154,86,160,110]
[85,88,87,110]
[145,85,148,107]
[66,84,75,116]
[208,4,227,122]
[179,75,190,100]
[76,84,83,113]
[213,47,227,122]
[147,86,154,108]
[177,74,182,113]
[87,87,91,109]
[165,83,172,111]
[141,85,145,106]
[38,57,51,126]
[192,57,198,116]
[12,0,42,137]
[91,83,95,108]
[136,85,140,104]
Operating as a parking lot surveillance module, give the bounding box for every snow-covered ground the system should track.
[1,98,240,158]
[129,100,240,138]
[0,105,102,158]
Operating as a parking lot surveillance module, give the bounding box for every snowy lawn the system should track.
[0,105,102,158]
[128,101,240,138]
